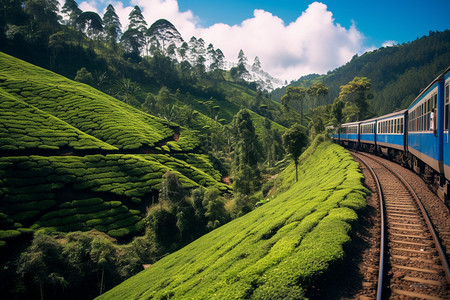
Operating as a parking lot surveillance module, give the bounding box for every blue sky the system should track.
[177,0,449,46]
[71,0,449,80]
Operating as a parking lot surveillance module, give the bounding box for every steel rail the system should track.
[351,152,386,300]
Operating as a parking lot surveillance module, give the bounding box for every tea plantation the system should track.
[0,52,229,246]
[0,52,197,152]
[97,137,368,299]
[0,89,116,153]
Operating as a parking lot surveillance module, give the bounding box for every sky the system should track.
[61,0,450,81]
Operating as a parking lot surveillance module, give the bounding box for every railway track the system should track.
[352,151,450,300]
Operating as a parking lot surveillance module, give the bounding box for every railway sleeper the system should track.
[391,287,448,300]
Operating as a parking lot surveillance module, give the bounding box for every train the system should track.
[331,66,450,205]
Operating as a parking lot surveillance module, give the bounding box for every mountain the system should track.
[271,30,450,115]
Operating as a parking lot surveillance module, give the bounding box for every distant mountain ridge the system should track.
[271,30,450,115]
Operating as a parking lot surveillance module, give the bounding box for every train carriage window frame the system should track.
[445,83,449,131]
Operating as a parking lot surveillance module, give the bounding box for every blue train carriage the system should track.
[339,121,360,149]
[376,110,407,161]
[407,66,450,202]
[441,67,450,202]
[359,117,377,152]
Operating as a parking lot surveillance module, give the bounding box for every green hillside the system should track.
[0,52,195,152]
[0,89,117,153]
[98,137,368,299]
[0,52,229,246]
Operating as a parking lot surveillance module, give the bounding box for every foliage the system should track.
[282,124,308,182]
[230,109,262,195]
[336,76,373,121]
[97,137,368,299]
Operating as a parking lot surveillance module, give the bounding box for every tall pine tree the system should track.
[103,4,122,42]
[128,5,147,32]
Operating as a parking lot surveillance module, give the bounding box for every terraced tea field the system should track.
[98,137,368,299]
[0,52,229,246]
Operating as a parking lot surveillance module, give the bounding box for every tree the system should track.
[120,28,144,55]
[113,78,140,105]
[159,171,186,205]
[202,187,228,230]
[17,234,67,300]
[103,4,122,43]
[61,0,82,27]
[177,42,189,61]
[127,5,147,32]
[141,93,157,113]
[75,67,94,85]
[282,124,308,182]
[215,48,225,69]
[281,86,306,122]
[230,109,262,194]
[307,82,328,107]
[252,56,261,71]
[337,76,373,121]
[0,0,24,29]
[76,11,103,40]
[48,31,66,69]
[24,0,60,26]
[207,43,217,70]
[332,98,345,126]
[89,238,116,295]
[237,49,247,65]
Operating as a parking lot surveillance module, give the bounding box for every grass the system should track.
[97,136,368,299]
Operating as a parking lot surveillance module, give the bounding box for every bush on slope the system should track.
[97,136,368,299]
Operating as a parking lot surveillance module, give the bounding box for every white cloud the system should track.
[73,0,368,81]
[79,1,100,13]
[382,40,398,47]
[192,2,367,80]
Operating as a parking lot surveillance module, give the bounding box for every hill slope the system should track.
[98,137,368,299]
[0,52,229,245]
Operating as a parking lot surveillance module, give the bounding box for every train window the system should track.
[446,83,449,131]
[446,84,449,103]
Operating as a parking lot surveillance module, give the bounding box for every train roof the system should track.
[360,116,378,124]
[341,121,360,127]
[408,66,450,109]
[376,109,408,121]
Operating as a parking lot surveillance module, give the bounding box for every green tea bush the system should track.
[0,89,116,152]
[0,152,227,240]
[98,137,367,299]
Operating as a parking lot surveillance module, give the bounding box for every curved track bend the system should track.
[352,151,449,300]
